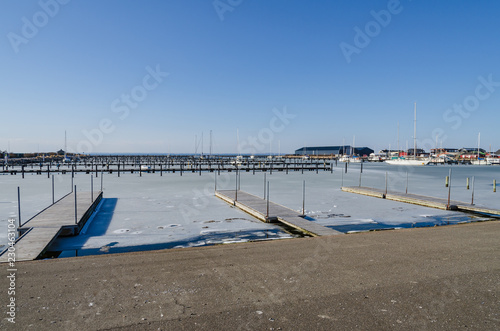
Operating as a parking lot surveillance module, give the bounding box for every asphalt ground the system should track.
[1,221,499,330]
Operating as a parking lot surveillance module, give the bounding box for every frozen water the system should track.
[0,163,498,256]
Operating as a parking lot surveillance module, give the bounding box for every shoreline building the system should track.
[295,146,373,157]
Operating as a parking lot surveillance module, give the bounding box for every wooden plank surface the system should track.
[216,190,341,236]
[0,191,102,262]
[342,186,500,217]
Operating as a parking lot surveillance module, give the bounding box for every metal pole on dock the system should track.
[91,175,94,202]
[358,165,362,187]
[214,172,217,192]
[494,179,496,193]
[101,170,103,191]
[447,169,452,209]
[263,173,266,199]
[52,175,55,204]
[302,180,305,216]
[17,187,21,227]
[235,168,238,202]
[405,171,409,194]
[238,169,241,190]
[71,174,74,193]
[385,172,388,196]
[467,177,470,190]
[266,181,270,218]
[74,185,77,224]
[341,167,344,187]
[471,176,475,205]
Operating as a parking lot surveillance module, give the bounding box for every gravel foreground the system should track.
[1,221,499,330]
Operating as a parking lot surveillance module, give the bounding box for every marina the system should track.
[0,161,498,259]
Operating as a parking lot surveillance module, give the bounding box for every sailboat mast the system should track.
[209,130,213,156]
[413,102,417,159]
[478,132,480,159]
[397,122,400,157]
[64,130,67,159]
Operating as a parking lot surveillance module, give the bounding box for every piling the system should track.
[52,175,55,204]
[74,185,78,224]
[17,186,21,227]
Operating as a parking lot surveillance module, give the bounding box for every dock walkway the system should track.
[0,191,102,262]
[342,186,500,217]
[216,190,341,236]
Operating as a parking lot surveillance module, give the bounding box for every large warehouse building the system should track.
[295,146,374,156]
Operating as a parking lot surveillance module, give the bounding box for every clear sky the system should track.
[1,0,499,154]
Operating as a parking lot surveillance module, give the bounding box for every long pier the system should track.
[342,186,500,217]
[0,191,102,262]
[215,190,341,236]
[1,156,333,176]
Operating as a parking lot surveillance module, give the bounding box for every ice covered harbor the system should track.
[0,162,498,259]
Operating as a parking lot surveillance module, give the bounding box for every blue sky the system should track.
[1,0,499,154]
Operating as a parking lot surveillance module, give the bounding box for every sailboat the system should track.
[471,133,490,165]
[386,103,429,166]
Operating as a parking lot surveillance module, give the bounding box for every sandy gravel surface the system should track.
[1,221,499,330]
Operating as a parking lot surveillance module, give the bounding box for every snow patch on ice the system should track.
[113,229,130,234]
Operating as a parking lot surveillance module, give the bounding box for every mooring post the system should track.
[494,179,496,193]
[17,186,21,227]
[345,162,347,173]
[74,185,78,224]
[467,177,470,190]
[101,170,103,191]
[471,176,475,205]
[447,169,452,209]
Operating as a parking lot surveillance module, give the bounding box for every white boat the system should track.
[471,158,491,165]
[386,158,429,166]
[385,102,429,166]
[488,157,500,165]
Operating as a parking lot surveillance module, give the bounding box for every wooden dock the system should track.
[215,190,341,237]
[0,191,102,262]
[342,186,500,217]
